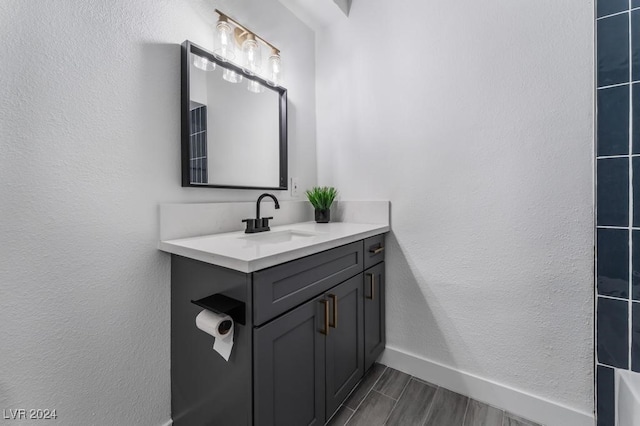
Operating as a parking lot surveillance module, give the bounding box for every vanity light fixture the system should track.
[247,80,265,93]
[241,34,262,75]
[192,54,216,72]
[267,50,282,87]
[223,68,243,84]
[214,9,283,88]
[214,14,235,61]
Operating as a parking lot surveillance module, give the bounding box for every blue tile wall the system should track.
[597,158,629,226]
[633,11,640,82]
[635,158,640,226]
[597,4,640,425]
[633,303,640,371]
[189,105,208,184]
[633,232,640,300]
[598,0,628,17]
[597,365,615,426]
[598,85,629,156]
[597,297,629,369]
[598,13,629,87]
[598,229,629,298]
[634,84,640,153]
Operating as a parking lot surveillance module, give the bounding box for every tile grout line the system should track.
[341,406,356,426]
[597,154,631,159]
[597,10,627,20]
[375,377,400,401]
[346,365,388,423]
[597,8,640,21]
[381,376,412,425]
[461,397,470,426]
[598,81,631,90]
[421,386,441,426]
[595,42,601,421]
[630,0,635,373]
[597,294,630,302]
[598,154,640,159]
[596,294,640,305]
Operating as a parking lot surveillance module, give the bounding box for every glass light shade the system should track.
[242,37,262,75]
[192,53,216,71]
[267,53,282,86]
[223,68,243,84]
[214,20,235,61]
[247,79,265,94]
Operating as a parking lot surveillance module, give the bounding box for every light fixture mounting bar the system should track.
[215,9,280,54]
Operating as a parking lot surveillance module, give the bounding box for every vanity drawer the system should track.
[252,241,363,326]
[364,234,385,269]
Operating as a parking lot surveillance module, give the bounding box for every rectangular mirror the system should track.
[181,41,288,189]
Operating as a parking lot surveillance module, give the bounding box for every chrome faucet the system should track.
[242,193,280,233]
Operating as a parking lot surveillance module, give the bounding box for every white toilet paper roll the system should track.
[195,310,234,361]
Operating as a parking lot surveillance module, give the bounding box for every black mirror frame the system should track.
[181,40,288,190]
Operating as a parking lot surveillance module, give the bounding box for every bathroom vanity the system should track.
[160,209,389,426]
[175,30,391,425]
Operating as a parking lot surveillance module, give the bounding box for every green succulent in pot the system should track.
[305,186,338,223]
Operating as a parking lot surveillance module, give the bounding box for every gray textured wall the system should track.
[316,0,594,422]
[0,1,316,424]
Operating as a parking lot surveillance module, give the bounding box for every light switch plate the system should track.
[291,177,300,197]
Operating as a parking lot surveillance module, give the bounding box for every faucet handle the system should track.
[261,217,273,229]
[242,218,258,233]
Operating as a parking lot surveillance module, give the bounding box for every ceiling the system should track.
[277,0,351,31]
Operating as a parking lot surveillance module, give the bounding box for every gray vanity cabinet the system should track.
[254,274,364,426]
[254,293,327,426]
[363,235,386,372]
[364,262,385,371]
[170,234,386,426]
[324,274,364,419]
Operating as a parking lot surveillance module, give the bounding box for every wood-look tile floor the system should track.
[327,364,543,426]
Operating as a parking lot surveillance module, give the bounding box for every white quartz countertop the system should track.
[158,221,389,273]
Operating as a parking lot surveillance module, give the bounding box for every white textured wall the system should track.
[0,1,315,424]
[316,0,594,415]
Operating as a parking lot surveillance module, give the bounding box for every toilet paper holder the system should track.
[191,294,246,325]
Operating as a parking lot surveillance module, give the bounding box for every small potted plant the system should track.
[306,186,338,223]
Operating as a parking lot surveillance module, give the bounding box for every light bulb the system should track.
[267,52,282,86]
[223,68,243,84]
[214,19,235,61]
[247,79,264,93]
[192,53,216,71]
[242,35,262,75]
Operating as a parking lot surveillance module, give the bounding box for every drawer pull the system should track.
[367,273,375,300]
[321,299,330,335]
[369,246,385,255]
[328,294,338,328]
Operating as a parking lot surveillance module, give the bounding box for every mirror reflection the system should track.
[183,42,287,189]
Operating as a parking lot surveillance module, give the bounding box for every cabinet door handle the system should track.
[328,294,338,328]
[321,299,330,335]
[369,246,385,254]
[367,273,375,300]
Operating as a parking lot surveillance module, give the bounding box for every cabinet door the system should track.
[364,262,385,371]
[325,274,364,418]
[254,295,327,426]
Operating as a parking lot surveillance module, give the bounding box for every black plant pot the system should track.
[315,208,330,223]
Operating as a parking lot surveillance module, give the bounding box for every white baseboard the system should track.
[380,346,594,426]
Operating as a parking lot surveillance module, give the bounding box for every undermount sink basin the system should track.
[239,229,319,245]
